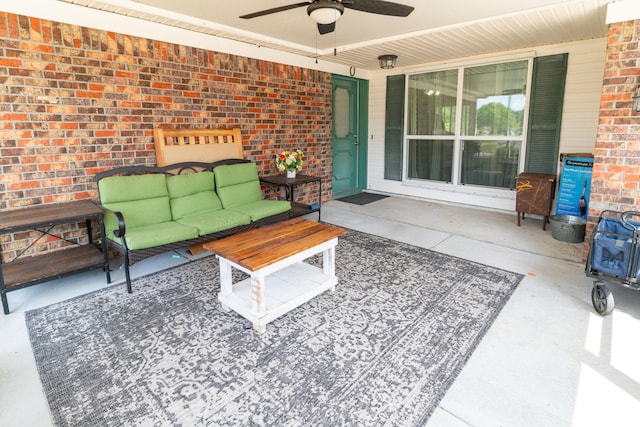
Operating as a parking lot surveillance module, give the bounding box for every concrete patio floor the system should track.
[1,195,639,426]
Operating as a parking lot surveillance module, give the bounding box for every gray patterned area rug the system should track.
[26,229,523,426]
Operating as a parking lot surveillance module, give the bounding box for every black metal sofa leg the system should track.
[120,239,132,293]
[124,260,132,293]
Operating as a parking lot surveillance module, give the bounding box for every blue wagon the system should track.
[586,210,640,315]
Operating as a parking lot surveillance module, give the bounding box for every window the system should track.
[406,69,457,182]
[405,59,529,189]
[460,61,527,188]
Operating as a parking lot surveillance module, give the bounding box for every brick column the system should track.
[587,19,640,258]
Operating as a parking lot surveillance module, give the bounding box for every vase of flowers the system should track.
[276,149,304,178]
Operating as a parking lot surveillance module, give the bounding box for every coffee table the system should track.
[203,218,348,333]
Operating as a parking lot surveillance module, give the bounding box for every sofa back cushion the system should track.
[166,171,222,220]
[98,174,172,229]
[214,163,263,209]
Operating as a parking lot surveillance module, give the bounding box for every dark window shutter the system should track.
[384,75,405,181]
[525,53,568,174]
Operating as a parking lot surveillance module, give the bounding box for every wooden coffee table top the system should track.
[203,218,347,272]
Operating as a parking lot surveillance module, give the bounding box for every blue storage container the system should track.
[591,217,640,278]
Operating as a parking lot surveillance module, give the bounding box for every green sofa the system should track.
[96,160,291,292]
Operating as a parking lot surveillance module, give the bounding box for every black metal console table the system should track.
[260,174,322,221]
[0,200,111,314]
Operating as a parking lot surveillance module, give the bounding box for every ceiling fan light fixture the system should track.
[378,54,398,69]
[307,1,344,25]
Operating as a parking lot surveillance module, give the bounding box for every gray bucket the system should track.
[549,215,587,243]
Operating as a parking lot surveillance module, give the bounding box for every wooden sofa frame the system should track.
[96,159,289,292]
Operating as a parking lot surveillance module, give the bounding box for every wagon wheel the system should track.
[591,283,614,315]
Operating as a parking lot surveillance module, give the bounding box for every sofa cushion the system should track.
[98,174,168,204]
[166,172,223,220]
[177,210,251,235]
[99,174,172,238]
[122,222,199,250]
[214,163,263,209]
[226,200,291,221]
[102,198,173,242]
[166,171,214,197]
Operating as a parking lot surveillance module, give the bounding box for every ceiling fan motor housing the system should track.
[307,1,345,24]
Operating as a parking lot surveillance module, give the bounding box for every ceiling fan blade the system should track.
[240,2,310,19]
[344,0,414,17]
[317,22,335,35]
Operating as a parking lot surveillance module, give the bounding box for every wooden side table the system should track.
[0,200,111,314]
[260,174,322,221]
[515,172,557,230]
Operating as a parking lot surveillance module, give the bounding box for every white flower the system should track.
[276,149,304,171]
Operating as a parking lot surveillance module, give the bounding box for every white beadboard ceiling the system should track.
[57,0,613,70]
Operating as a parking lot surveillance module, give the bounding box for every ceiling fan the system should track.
[240,0,415,35]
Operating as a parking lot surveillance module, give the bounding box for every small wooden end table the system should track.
[203,218,347,333]
[260,174,322,220]
[0,200,111,314]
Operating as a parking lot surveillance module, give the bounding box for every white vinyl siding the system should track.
[369,38,606,211]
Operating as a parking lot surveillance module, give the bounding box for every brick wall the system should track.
[0,12,332,261]
[587,19,640,257]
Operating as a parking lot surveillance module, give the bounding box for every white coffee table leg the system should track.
[218,257,233,312]
[251,274,267,333]
[323,246,336,292]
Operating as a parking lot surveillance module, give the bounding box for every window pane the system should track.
[460,140,521,188]
[408,139,454,182]
[462,61,527,136]
[407,70,458,135]
[334,87,351,138]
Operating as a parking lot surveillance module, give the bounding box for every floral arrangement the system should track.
[276,149,304,172]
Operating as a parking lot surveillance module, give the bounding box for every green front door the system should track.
[332,75,368,198]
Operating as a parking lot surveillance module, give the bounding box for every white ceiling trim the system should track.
[64,0,608,63]
[21,0,614,71]
[606,0,640,23]
[3,0,358,76]
[335,0,589,53]
[61,0,322,56]
[331,2,609,69]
